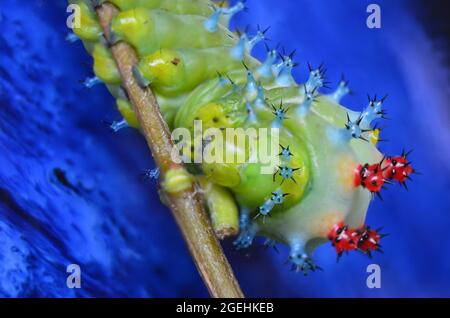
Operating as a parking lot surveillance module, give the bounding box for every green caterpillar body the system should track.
[71,0,383,273]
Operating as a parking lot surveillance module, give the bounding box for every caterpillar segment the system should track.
[72,0,415,274]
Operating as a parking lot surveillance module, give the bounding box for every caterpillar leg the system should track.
[198,177,239,239]
[233,210,257,250]
[288,239,321,275]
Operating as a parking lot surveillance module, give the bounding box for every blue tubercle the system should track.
[296,86,317,116]
[222,1,245,16]
[204,10,222,33]
[65,32,79,43]
[345,112,369,141]
[204,1,245,33]
[327,112,370,146]
[271,101,288,128]
[274,165,300,184]
[223,1,246,16]
[230,27,268,60]
[259,199,275,216]
[233,224,257,249]
[272,52,286,76]
[274,50,297,87]
[275,65,296,87]
[270,188,288,204]
[305,63,327,92]
[329,77,351,103]
[230,32,248,60]
[233,211,257,250]
[238,209,251,229]
[289,240,321,275]
[254,188,289,222]
[82,76,102,88]
[256,46,278,79]
[144,168,160,181]
[244,66,258,102]
[110,118,129,133]
[279,144,293,161]
[247,26,269,53]
[360,95,388,128]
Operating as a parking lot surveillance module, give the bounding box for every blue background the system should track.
[0,0,449,297]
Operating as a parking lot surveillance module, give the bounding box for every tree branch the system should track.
[95,3,243,298]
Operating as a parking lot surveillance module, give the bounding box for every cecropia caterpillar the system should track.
[69,0,416,274]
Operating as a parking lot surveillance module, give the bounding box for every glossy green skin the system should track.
[73,0,380,263]
[136,47,256,96]
[110,8,234,57]
[108,0,214,15]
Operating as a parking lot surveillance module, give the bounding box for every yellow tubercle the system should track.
[370,128,380,145]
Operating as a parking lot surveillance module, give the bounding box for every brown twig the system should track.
[95,3,243,298]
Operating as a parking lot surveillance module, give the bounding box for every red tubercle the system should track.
[382,155,414,184]
[355,226,383,255]
[354,164,363,187]
[354,162,386,195]
[328,222,386,258]
[362,163,385,193]
[328,222,358,257]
